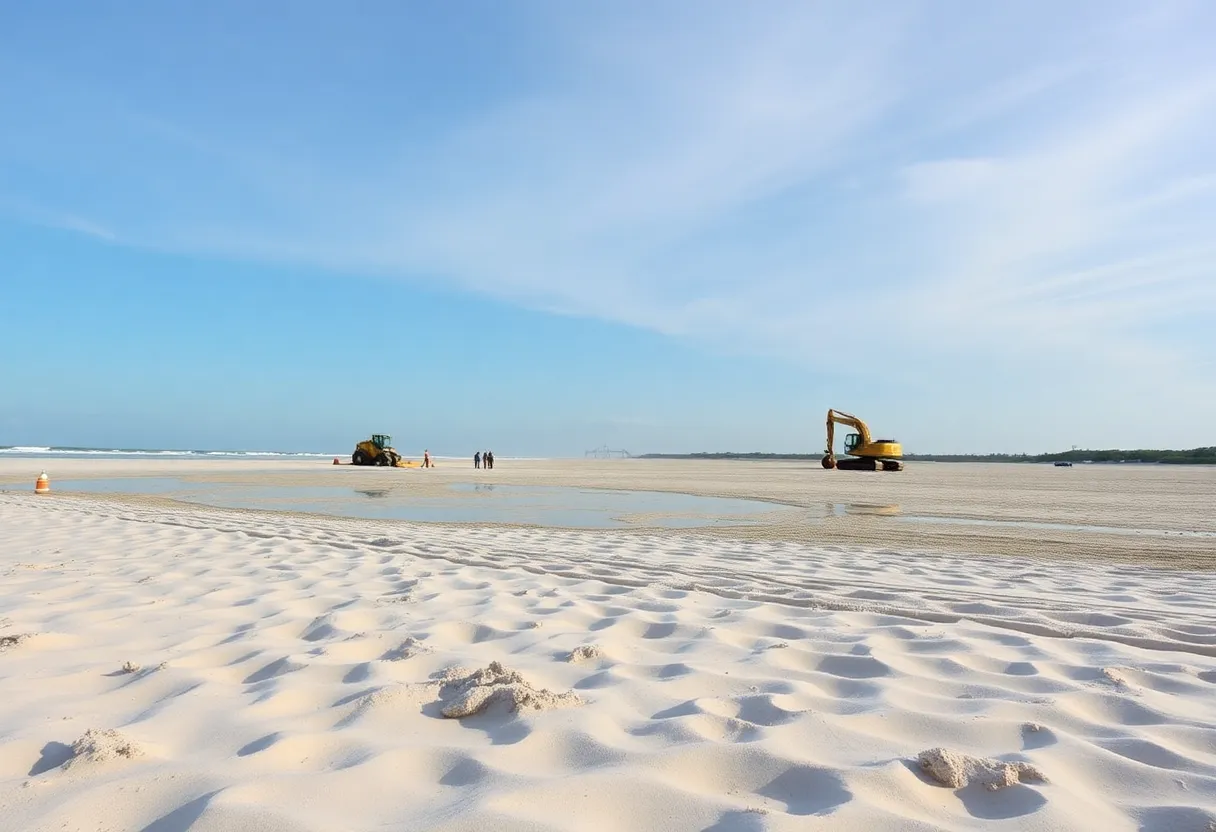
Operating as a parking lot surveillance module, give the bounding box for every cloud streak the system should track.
[3,1,1215,443]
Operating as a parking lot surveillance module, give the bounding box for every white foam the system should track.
[0,447,335,458]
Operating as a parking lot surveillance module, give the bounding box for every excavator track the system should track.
[835,457,877,471]
[829,456,904,472]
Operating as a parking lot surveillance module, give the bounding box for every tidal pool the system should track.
[44,478,792,529]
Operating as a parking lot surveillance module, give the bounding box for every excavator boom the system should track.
[825,409,872,452]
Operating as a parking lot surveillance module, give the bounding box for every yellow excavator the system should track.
[822,410,904,471]
[351,434,417,467]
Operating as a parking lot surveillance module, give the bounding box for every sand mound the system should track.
[567,644,602,663]
[382,636,431,661]
[344,682,442,720]
[0,633,31,651]
[437,661,583,718]
[918,747,1044,791]
[63,729,143,769]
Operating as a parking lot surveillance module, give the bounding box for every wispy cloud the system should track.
[0,197,117,242]
[4,1,1215,440]
[47,212,117,242]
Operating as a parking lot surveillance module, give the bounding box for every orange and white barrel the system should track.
[35,471,50,494]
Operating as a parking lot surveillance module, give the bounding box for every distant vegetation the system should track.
[908,448,1216,464]
[638,448,1216,464]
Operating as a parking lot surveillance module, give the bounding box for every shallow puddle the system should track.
[25,479,1207,538]
[44,478,793,529]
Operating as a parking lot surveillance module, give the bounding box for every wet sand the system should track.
[2,457,1213,567]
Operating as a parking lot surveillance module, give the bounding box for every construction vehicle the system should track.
[352,434,407,467]
[822,410,903,471]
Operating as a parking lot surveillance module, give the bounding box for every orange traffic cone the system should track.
[35,471,50,494]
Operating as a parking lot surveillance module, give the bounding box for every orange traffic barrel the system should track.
[35,471,50,494]
[333,457,340,465]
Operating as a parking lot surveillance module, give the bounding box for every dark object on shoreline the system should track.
[352,434,406,467]
[1054,461,1073,467]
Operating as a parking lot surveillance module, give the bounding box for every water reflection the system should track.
[355,489,390,499]
[832,503,901,517]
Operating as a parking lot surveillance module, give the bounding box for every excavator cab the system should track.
[371,434,391,450]
[843,433,861,454]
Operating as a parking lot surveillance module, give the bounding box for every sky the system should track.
[2,1,1215,456]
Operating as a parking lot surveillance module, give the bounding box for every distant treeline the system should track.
[638,448,1216,464]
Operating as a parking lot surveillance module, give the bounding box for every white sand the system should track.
[1,460,1215,830]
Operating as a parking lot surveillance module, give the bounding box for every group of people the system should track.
[417,449,494,469]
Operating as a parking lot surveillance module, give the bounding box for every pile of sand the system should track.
[383,636,430,661]
[436,661,583,718]
[566,644,602,663]
[0,633,31,651]
[918,747,1045,791]
[63,729,143,770]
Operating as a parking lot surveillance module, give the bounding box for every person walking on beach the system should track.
[474,451,481,469]
[486,450,494,470]
[422,449,433,468]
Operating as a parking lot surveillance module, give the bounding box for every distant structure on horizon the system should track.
[585,445,632,459]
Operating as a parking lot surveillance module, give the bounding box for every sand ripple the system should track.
[2,494,1215,830]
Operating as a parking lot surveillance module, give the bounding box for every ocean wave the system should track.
[0,447,540,459]
[201,451,334,458]
[0,447,335,458]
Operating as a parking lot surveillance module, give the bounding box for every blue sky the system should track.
[2,1,1214,455]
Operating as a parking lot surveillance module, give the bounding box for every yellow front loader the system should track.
[351,434,417,467]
